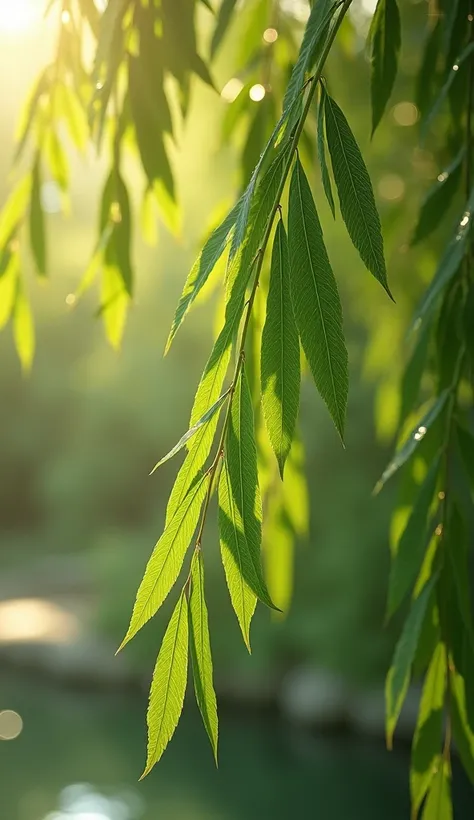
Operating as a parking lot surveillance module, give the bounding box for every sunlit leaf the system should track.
[410,642,446,816]
[142,590,188,777]
[100,265,129,350]
[0,177,31,249]
[413,186,474,328]
[13,278,35,372]
[29,155,46,277]
[451,668,474,786]
[261,218,300,477]
[324,93,390,297]
[119,475,208,650]
[386,574,438,748]
[151,390,230,474]
[188,550,218,762]
[411,148,464,246]
[56,83,89,151]
[421,760,452,820]
[374,390,449,493]
[210,0,237,58]
[0,250,19,329]
[44,130,69,192]
[288,157,348,439]
[368,0,401,135]
[387,453,441,618]
[14,68,50,163]
[317,83,335,218]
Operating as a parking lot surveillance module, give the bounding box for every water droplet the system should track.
[460,213,470,227]
[95,81,104,91]
[61,9,71,24]
[438,490,445,500]
[453,64,459,71]
[435,524,443,537]
[469,14,474,22]
[437,172,448,183]
[65,293,76,307]
[414,425,427,441]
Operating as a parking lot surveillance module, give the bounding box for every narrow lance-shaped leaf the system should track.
[374,390,449,494]
[141,590,189,778]
[415,19,442,118]
[324,93,391,297]
[288,157,348,439]
[13,278,35,372]
[410,642,446,815]
[399,321,432,429]
[422,761,453,820]
[210,0,237,58]
[386,574,438,749]
[165,198,242,353]
[422,41,474,137]
[188,550,218,762]
[317,84,335,218]
[0,176,30,248]
[150,390,230,474]
[368,0,401,135]
[412,186,474,328]
[261,218,300,477]
[119,475,208,650]
[387,453,441,618]
[451,668,474,786]
[29,154,46,277]
[411,147,464,246]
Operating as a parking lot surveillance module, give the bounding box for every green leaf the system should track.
[368,0,401,135]
[0,177,31,249]
[387,454,441,618]
[423,41,474,137]
[386,574,438,748]
[288,157,348,439]
[210,0,237,58]
[165,198,242,354]
[317,84,335,218]
[464,284,474,371]
[100,265,129,350]
[410,642,446,816]
[14,68,51,163]
[44,130,69,192]
[119,475,208,650]
[324,93,390,297]
[225,368,275,609]
[415,20,442,118]
[142,590,189,777]
[411,148,464,246]
[150,390,230,474]
[0,249,19,329]
[399,322,432,429]
[261,219,300,477]
[92,0,128,86]
[13,278,35,372]
[374,390,449,493]
[29,155,46,277]
[451,668,474,786]
[421,761,452,820]
[188,550,218,762]
[413,186,474,328]
[457,423,474,491]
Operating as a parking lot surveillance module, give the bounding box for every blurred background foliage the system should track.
[1,0,473,815]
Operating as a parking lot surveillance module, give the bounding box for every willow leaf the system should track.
[388,454,441,618]
[288,157,348,439]
[399,322,432,428]
[317,84,335,218]
[29,154,46,277]
[210,0,237,58]
[415,20,442,118]
[261,219,300,477]
[411,148,464,246]
[189,550,218,762]
[368,0,401,135]
[324,93,390,297]
[119,475,208,650]
[151,390,230,474]
[13,280,35,372]
[142,591,188,777]
[226,369,275,610]
[374,390,449,493]
[451,669,474,786]
[165,199,242,353]
[422,41,474,137]
[386,574,438,749]
[410,642,446,816]
[413,186,474,328]
[422,761,452,820]
[0,176,30,249]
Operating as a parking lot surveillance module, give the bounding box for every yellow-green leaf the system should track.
[13,279,35,372]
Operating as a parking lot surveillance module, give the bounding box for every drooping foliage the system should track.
[2,1,474,816]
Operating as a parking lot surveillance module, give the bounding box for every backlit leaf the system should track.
[151,390,230,474]
[188,550,218,762]
[261,219,300,477]
[451,668,474,786]
[119,475,208,649]
[0,177,30,248]
[29,155,46,277]
[317,84,335,218]
[210,0,237,58]
[422,761,452,820]
[324,93,390,296]
[368,0,401,135]
[13,279,35,372]
[386,574,438,748]
[410,642,446,815]
[142,590,188,777]
[411,148,464,246]
[374,390,449,493]
[0,250,19,329]
[387,454,441,618]
[44,130,69,192]
[288,157,348,439]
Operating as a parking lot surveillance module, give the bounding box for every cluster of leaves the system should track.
[3,0,474,816]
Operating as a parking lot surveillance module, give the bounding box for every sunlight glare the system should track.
[0,0,40,33]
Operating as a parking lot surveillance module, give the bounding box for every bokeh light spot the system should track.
[220,77,243,103]
[0,598,79,643]
[392,102,419,126]
[377,173,405,202]
[0,710,23,740]
[263,28,278,43]
[249,83,266,102]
